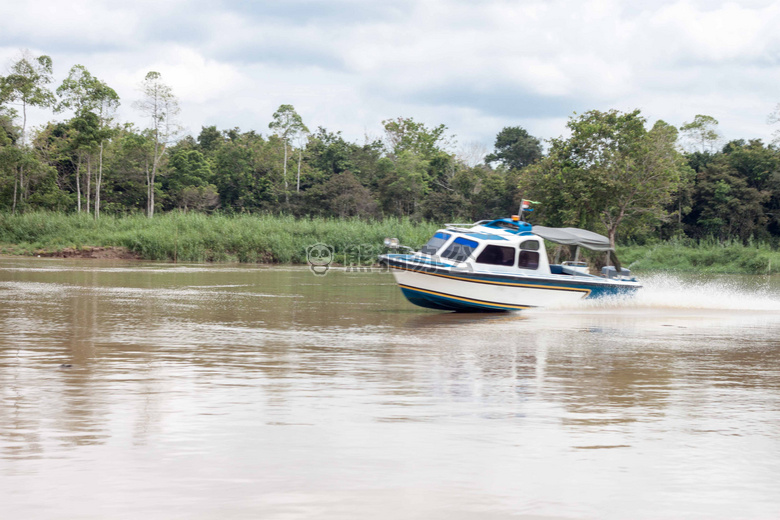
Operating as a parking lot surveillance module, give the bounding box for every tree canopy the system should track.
[521,109,690,246]
[485,126,542,170]
[3,52,780,248]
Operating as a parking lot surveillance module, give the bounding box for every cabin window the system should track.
[421,232,451,255]
[519,239,539,250]
[476,245,516,266]
[518,250,539,269]
[441,237,479,262]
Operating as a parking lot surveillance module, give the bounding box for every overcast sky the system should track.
[2,0,780,154]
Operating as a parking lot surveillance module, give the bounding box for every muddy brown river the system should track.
[1,258,779,519]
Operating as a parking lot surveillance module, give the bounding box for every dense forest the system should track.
[2,53,780,247]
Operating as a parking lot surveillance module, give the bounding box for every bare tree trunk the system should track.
[95,179,101,218]
[95,141,103,219]
[12,175,18,215]
[19,164,26,203]
[76,155,82,213]
[608,227,617,249]
[148,138,161,218]
[13,102,27,215]
[86,155,92,214]
[297,147,302,192]
[21,103,27,146]
[150,168,155,218]
[150,162,157,219]
[12,100,27,215]
[283,140,289,204]
[146,158,152,218]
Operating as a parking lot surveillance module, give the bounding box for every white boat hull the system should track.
[381,255,640,312]
[391,267,591,309]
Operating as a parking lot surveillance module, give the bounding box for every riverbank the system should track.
[2,212,780,274]
[619,239,780,274]
[0,212,438,264]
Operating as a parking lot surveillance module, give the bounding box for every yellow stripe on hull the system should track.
[390,265,592,296]
[398,284,533,310]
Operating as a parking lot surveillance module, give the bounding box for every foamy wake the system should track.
[556,274,780,312]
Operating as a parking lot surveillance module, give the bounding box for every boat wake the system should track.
[542,274,780,313]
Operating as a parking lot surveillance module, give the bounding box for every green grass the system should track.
[2,212,780,273]
[618,238,780,275]
[0,211,439,264]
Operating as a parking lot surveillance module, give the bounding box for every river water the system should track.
[1,258,779,519]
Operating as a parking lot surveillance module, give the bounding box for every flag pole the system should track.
[518,193,524,221]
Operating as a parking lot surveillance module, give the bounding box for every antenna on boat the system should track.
[518,193,524,221]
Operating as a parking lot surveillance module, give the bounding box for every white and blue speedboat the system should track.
[379,217,640,312]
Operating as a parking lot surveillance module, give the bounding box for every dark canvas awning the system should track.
[532,226,613,251]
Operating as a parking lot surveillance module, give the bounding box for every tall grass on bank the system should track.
[0,212,439,264]
[619,237,780,275]
[3,212,780,273]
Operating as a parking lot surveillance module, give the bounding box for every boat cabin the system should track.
[414,218,633,281]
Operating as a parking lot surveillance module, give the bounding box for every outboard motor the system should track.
[602,266,631,280]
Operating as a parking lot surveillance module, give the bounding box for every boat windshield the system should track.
[420,232,451,255]
[441,237,479,262]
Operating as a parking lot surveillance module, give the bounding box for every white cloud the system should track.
[650,1,780,62]
[2,0,780,148]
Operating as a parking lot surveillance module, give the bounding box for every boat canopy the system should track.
[531,226,613,251]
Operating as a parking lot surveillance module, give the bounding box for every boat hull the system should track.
[382,255,641,312]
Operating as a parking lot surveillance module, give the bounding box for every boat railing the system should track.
[444,220,489,229]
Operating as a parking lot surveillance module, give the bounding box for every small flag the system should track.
[522,199,540,210]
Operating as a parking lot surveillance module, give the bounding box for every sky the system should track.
[2,0,780,156]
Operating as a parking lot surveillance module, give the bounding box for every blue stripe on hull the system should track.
[399,286,532,312]
[584,284,639,299]
[384,258,640,300]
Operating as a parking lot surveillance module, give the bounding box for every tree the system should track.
[133,71,180,218]
[382,117,452,159]
[56,65,92,212]
[213,130,276,212]
[197,125,224,153]
[0,132,22,210]
[521,109,689,247]
[56,65,120,217]
[24,127,70,210]
[688,155,770,241]
[485,126,542,170]
[0,53,55,213]
[294,129,309,193]
[56,65,96,114]
[683,139,780,240]
[91,79,119,219]
[681,114,720,153]
[306,127,355,179]
[269,104,308,203]
[71,111,100,213]
[470,168,521,220]
[103,125,151,213]
[722,139,779,191]
[378,151,430,216]
[679,139,780,240]
[165,147,218,211]
[0,53,55,145]
[457,141,490,168]
[0,107,20,208]
[304,171,378,218]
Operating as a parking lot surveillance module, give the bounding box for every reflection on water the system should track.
[1,258,780,519]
